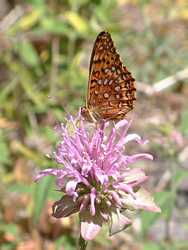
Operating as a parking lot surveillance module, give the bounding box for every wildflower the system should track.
[35,113,160,241]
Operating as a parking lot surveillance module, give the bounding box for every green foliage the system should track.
[32,176,53,223]
[55,235,76,250]
[141,167,188,237]
[180,107,188,135]
[143,242,163,250]
[0,132,11,165]
[0,223,19,239]
[16,40,40,66]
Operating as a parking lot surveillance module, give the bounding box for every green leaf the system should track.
[141,191,173,235]
[16,40,40,66]
[18,9,42,30]
[65,11,89,34]
[41,126,57,143]
[173,168,188,189]
[41,17,71,35]
[25,0,45,6]
[180,108,188,135]
[144,242,162,250]
[0,132,11,165]
[32,176,53,223]
[16,66,46,110]
[7,183,32,194]
[55,235,76,250]
[1,243,17,250]
[0,79,18,103]
[0,223,19,237]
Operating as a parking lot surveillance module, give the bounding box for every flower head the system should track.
[35,112,160,240]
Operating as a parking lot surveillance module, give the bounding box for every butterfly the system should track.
[81,31,136,122]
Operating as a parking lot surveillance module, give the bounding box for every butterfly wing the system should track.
[86,31,136,120]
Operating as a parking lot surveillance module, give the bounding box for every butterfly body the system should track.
[81,31,136,122]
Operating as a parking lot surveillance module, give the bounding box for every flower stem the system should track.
[78,234,88,250]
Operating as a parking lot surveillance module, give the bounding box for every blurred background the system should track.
[0,0,188,249]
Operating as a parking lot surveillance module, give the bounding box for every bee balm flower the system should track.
[35,113,160,241]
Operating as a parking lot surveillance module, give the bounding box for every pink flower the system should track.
[35,112,160,240]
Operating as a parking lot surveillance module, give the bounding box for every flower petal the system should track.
[80,195,90,211]
[109,191,122,206]
[66,180,78,196]
[118,133,148,147]
[34,168,64,182]
[122,168,148,186]
[109,212,132,236]
[123,153,153,164]
[114,183,135,197]
[82,162,92,176]
[81,221,101,240]
[115,119,128,130]
[134,188,161,212]
[80,211,103,240]
[90,188,96,216]
[123,188,161,213]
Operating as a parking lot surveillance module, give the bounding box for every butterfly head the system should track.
[81,106,98,123]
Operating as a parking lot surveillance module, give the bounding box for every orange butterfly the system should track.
[81,31,136,122]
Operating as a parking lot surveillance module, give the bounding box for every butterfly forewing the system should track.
[85,31,136,121]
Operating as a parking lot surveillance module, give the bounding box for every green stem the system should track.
[78,234,88,250]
